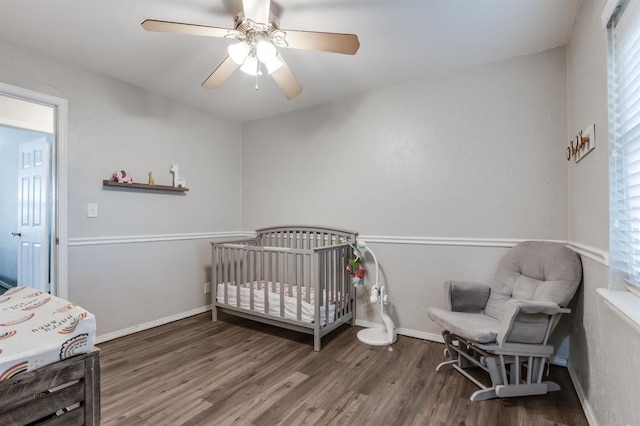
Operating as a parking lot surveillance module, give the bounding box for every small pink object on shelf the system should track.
[112,170,133,183]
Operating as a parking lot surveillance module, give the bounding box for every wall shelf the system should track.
[102,180,189,192]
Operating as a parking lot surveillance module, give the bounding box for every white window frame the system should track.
[602,0,640,334]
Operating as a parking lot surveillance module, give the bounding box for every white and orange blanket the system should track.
[0,286,96,381]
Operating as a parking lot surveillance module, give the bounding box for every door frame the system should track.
[0,82,68,299]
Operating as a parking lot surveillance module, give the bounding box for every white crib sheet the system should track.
[217,281,336,325]
[0,286,96,380]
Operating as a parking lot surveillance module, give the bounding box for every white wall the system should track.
[242,48,569,337]
[0,38,243,335]
[0,95,53,134]
[566,0,640,425]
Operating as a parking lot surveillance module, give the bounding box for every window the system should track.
[607,0,640,295]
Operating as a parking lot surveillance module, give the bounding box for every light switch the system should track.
[87,203,98,218]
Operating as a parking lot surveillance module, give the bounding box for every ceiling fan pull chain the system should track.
[255,59,260,91]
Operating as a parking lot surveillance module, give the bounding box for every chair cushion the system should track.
[484,241,582,321]
[427,307,500,344]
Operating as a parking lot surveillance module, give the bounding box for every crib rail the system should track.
[256,225,357,250]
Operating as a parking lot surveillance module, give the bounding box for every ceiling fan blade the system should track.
[242,0,271,23]
[271,53,302,100]
[280,30,360,55]
[202,56,240,89]
[141,19,238,38]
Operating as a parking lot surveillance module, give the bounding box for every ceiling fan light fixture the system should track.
[240,55,263,76]
[256,40,276,61]
[263,55,283,74]
[256,39,282,74]
[228,41,250,65]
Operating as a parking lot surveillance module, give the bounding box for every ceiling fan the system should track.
[141,0,360,100]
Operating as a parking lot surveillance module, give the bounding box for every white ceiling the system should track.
[0,0,582,123]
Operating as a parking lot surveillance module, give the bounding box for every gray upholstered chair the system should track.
[427,241,582,401]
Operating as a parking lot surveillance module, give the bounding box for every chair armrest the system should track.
[511,300,569,315]
[497,299,570,345]
[444,280,491,313]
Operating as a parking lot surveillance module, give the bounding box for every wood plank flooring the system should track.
[98,313,588,426]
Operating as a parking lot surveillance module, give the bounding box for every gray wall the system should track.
[567,0,640,425]
[242,48,569,337]
[0,38,243,335]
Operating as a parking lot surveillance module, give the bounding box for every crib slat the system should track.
[336,248,341,319]
[308,251,312,307]
[249,249,255,311]
[325,249,331,324]
[212,247,218,310]
[341,245,346,319]
[293,235,299,305]
[233,247,237,300]
[297,253,302,321]
[223,248,229,305]
[281,252,286,318]
[260,249,271,315]
[314,251,321,324]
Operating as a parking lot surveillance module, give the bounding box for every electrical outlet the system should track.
[203,282,210,294]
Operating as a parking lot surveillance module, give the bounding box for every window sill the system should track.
[596,288,640,334]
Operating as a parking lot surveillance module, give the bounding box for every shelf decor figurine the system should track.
[112,170,133,184]
[148,171,155,186]
[170,164,186,188]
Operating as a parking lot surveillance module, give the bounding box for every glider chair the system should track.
[427,241,582,401]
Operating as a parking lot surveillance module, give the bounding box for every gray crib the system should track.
[211,225,357,351]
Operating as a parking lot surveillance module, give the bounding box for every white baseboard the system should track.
[95,305,211,344]
[355,319,444,343]
[356,319,569,366]
[568,364,599,426]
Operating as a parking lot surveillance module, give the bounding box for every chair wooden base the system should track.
[438,331,560,401]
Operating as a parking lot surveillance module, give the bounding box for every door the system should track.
[16,137,50,292]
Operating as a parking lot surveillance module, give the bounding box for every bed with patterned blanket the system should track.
[0,286,100,425]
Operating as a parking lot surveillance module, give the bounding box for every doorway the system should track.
[0,83,68,298]
[0,126,53,293]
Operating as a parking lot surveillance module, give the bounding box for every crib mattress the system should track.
[217,281,336,325]
[0,286,96,381]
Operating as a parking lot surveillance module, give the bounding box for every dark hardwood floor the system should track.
[98,313,588,426]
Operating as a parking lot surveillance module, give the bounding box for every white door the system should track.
[16,137,50,292]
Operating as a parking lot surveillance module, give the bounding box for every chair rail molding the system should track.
[68,231,254,246]
[68,233,610,268]
[565,241,609,266]
[359,235,525,248]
